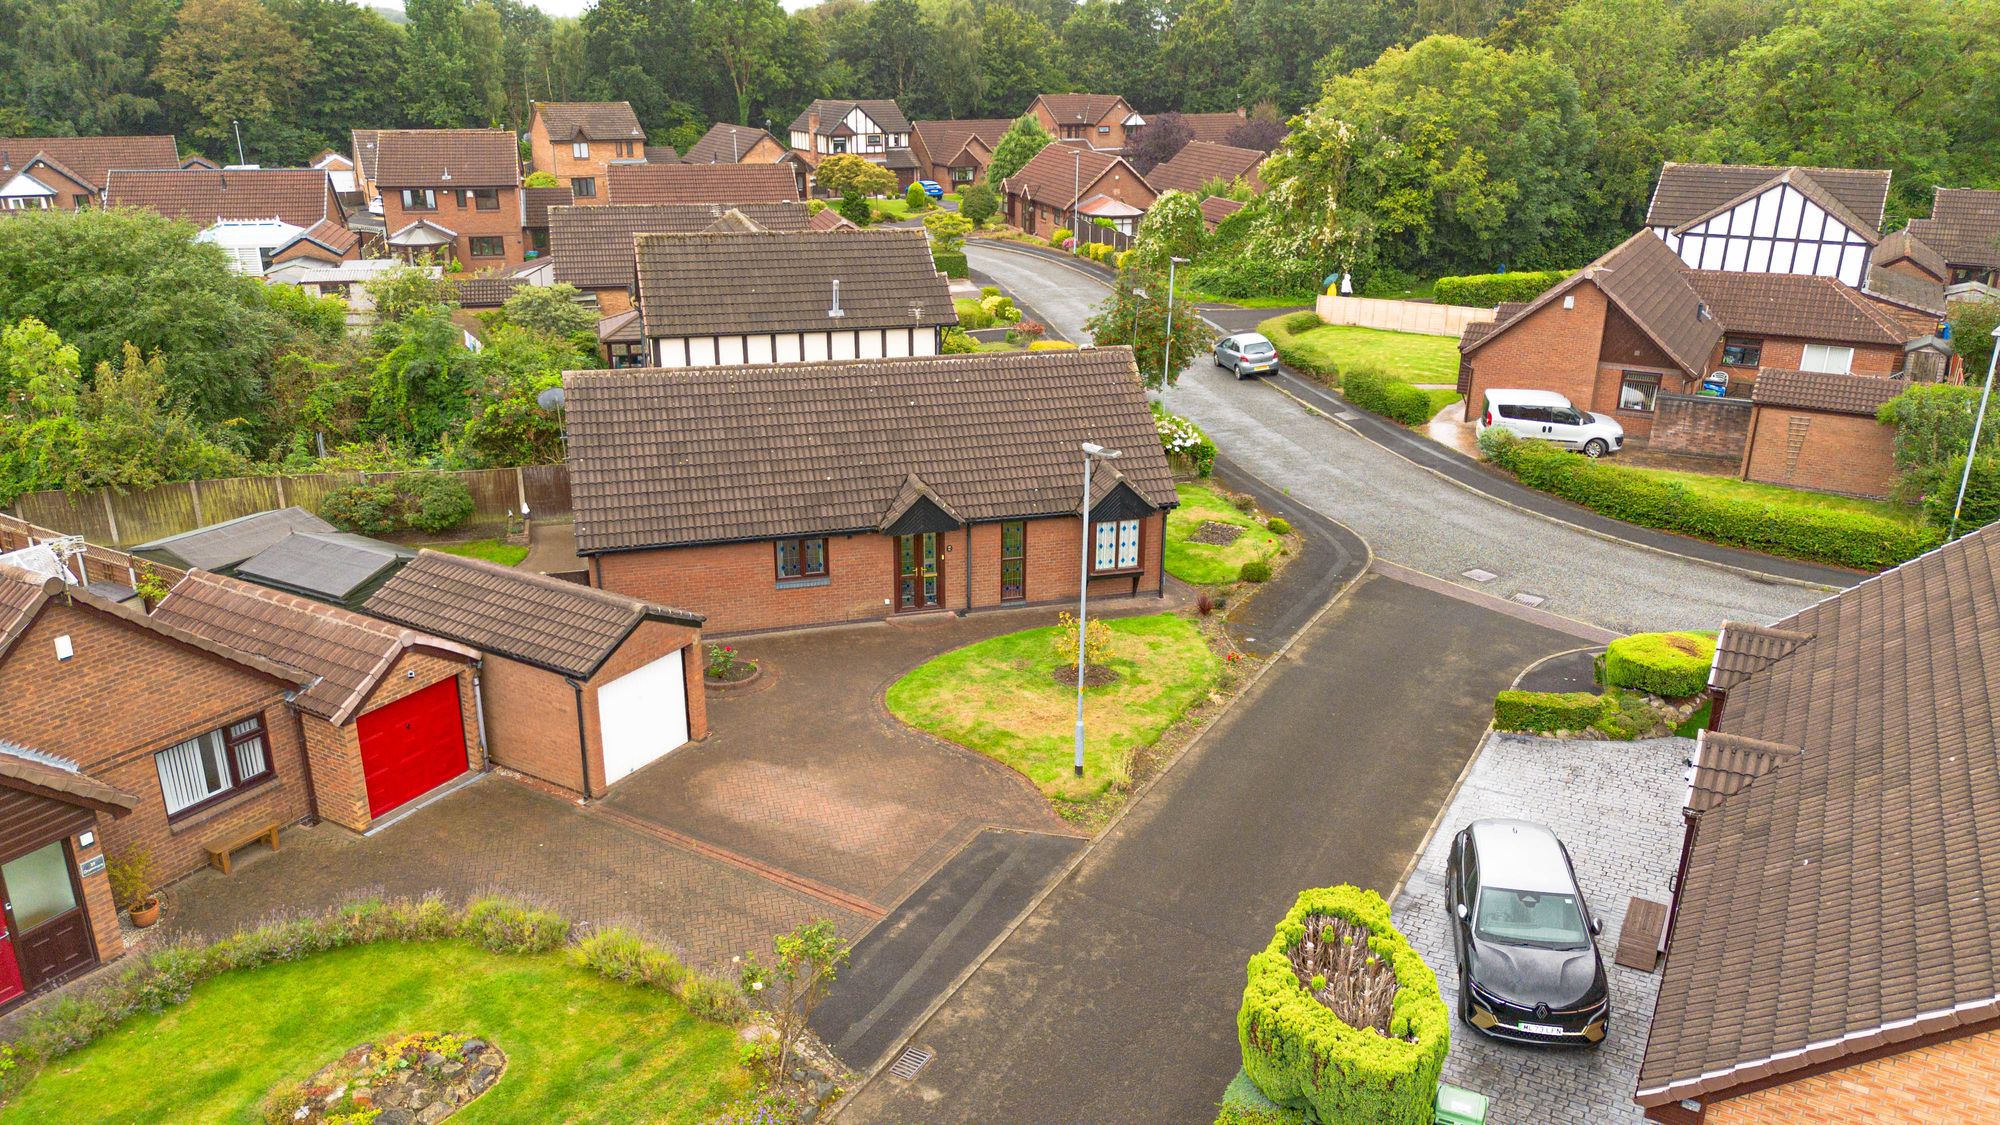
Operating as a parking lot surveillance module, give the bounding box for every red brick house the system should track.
[1002,144,1156,239]
[564,348,1177,635]
[366,129,525,268]
[1025,94,1139,152]
[527,101,647,203]
[786,99,918,191]
[104,167,352,275]
[1637,524,2000,1122]
[0,134,180,211]
[1904,187,2000,294]
[548,201,814,315]
[604,162,801,207]
[364,551,707,795]
[909,119,1011,188]
[1144,140,1266,196]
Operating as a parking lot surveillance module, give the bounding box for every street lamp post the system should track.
[1948,325,2000,538]
[1075,441,1122,778]
[1072,148,1082,256]
[1161,256,1189,389]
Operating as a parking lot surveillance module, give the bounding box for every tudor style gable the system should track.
[1647,165,1890,287]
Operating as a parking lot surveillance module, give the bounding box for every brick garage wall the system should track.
[595,512,1165,635]
[1462,281,1608,422]
[1708,337,1908,394]
[1742,405,1900,498]
[478,653,587,793]
[379,187,526,268]
[304,652,481,832]
[1703,1027,2000,1122]
[1649,393,1752,461]
[0,602,311,884]
[578,617,707,794]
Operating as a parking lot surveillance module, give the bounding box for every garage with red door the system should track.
[356,678,471,818]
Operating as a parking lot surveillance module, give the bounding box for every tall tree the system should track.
[861,0,933,102]
[400,0,477,126]
[268,0,404,156]
[463,1,510,126]
[918,0,985,117]
[695,0,787,128]
[986,113,1054,185]
[1060,1,1142,96]
[977,4,1057,117]
[1154,0,1237,112]
[6,0,176,135]
[152,0,308,156]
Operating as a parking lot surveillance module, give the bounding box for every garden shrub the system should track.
[1266,517,1291,535]
[1603,631,1716,698]
[905,182,929,211]
[1480,429,1940,570]
[1493,690,1606,733]
[1338,366,1434,426]
[1238,560,1272,583]
[1922,454,2000,531]
[1050,227,1072,246]
[941,327,979,354]
[932,249,969,278]
[1238,886,1448,1125]
[980,285,1000,298]
[1155,405,1217,477]
[319,474,474,535]
[1433,270,1573,308]
[1215,1070,1311,1125]
[461,896,570,953]
[1116,250,1135,270]
[953,298,995,329]
[1189,254,1324,300]
[980,294,1020,323]
[1592,688,1659,741]
[1261,311,1336,382]
[835,191,871,226]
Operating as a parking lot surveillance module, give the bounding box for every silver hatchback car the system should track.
[1214,332,1279,379]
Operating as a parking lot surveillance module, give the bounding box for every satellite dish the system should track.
[536,387,565,410]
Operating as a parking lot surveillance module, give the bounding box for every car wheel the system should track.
[1214,354,1226,369]
[1583,438,1608,458]
[1456,969,1476,1028]
[1234,363,1247,380]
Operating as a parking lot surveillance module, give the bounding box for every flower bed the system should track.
[266,1031,505,1123]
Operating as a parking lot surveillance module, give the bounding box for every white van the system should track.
[1475,389,1625,458]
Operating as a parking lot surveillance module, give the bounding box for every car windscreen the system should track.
[1475,888,1590,949]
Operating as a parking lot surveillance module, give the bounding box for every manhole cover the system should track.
[1511,592,1546,608]
[1461,568,1498,583]
[889,1046,934,1080]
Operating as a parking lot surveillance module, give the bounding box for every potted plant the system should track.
[107,847,160,928]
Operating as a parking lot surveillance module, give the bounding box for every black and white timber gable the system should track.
[1645,164,1890,289]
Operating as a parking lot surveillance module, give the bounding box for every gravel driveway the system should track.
[965,242,1823,634]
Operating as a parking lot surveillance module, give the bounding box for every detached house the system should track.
[1644,163,1892,288]
[368,129,525,267]
[549,201,814,315]
[1002,144,1156,239]
[105,167,352,275]
[566,348,1177,635]
[787,99,918,190]
[527,101,648,203]
[1903,187,2000,295]
[632,226,953,367]
[1175,109,1262,148]
[0,134,179,211]
[1026,94,1140,152]
[1145,140,1266,196]
[1636,524,2000,1122]
[910,119,1012,188]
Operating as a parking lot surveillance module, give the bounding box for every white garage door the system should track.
[597,647,690,785]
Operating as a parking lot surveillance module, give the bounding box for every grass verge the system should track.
[1257,316,1460,384]
[430,538,530,566]
[1166,484,1285,585]
[885,614,1220,805]
[0,940,745,1124]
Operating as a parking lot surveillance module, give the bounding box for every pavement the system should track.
[1392,732,1690,1123]
[964,242,1842,636]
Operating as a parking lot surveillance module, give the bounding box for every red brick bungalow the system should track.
[1002,145,1156,240]
[0,741,136,1011]
[564,348,1177,636]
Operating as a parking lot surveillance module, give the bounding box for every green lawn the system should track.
[868,196,923,221]
[430,538,529,566]
[1166,484,1286,585]
[0,941,746,1125]
[1260,320,1461,384]
[886,614,1219,802]
[1639,466,1924,526]
[1422,388,1465,418]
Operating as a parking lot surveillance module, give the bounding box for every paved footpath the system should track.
[966,242,1827,635]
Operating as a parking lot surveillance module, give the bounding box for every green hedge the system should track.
[954,297,994,329]
[932,248,969,278]
[1238,886,1448,1125]
[1603,631,1716,698]
[1263,311,1335,381]
[1923,454,2000,530]
[1493,690,1607,733]
[1480,429,1940,570]
[1215,1070,1311,1125]
[1433,270,1573,308]
[1341,366,1437,426]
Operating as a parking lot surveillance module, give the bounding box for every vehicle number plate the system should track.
[1519,1022,1565,1036]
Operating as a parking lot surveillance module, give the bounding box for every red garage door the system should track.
[356,678,468,818]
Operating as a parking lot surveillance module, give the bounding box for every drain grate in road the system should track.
[888,1046,934,1080]
[1461,568,1498,583]
[1511,592,1547,608]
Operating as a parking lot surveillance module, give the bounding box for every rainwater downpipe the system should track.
[565,676,593,799]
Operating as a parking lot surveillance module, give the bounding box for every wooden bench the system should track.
[1615,896,1670,971]
[205,822,281,876]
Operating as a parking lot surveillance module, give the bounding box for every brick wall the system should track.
[528,119,642,199]
[1707,336,1906,391]
[594,513,1165,635]
[1741,405,1900,498]
[479,654,587,793]
[1703,1027,2000,1122]
[0,602,313,884]
[1462,281,1608,422]
[1649,394,1752,460]
[74,818,124,966]
[379,185,526,268]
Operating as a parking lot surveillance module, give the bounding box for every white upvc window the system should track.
[571,140,589,159]
[1800,344,1855,374]
[1093,518,1141,572]
[155,716,272,817]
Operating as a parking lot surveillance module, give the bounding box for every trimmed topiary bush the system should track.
[1493,689,1606,733]
[1215,1069,1311,1124]
[954,297,995,329]
[1266,517,1291,535]
[932,248,969,278]
[1238,559,1273,583]
[1603,631,1717,698]
[1239,886,1448,1125]
[1433,270,1573,308]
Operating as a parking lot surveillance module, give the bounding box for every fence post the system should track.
[275,475,288,509]
[514,466,528,514]
[188,479,204,527]
[100,491,121,546]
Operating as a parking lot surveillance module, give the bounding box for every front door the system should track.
[1,839,94,996]
[897,533,940,611]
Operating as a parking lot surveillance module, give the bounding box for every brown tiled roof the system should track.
[1145,141,1265,195]
[105,168,339,227]
[1864,262,1948,315]
[1707,620,1812,693]
[1003,144,1150,210]
[596,307,643,343]
[808,206,857,232]
[1637,525,2000,1108]
[1646,163,1891,232]
[644,145,680,164]
[373,129,518,188]
[684,123,785,164]
[0,135,179,191]
[788,99,913,136]
[457,276,530,308]
[351,129,382,182]
[1905,188,2000,270]
[155,570,474,725]
[1750,368,1906,416]
[1876,227,1947,280]
[534,101,645,142]
[911,119,1010,168]
[549,202,813,290]
[1463,231,1721,376]
[633,227,953,338]
[563,348,1179,553]
[363,550,700,678]
[271,219,359,265]
[606,162,799,205]
[521,185,574,228]
[1176,111,1253,146]
[1686,270,1913,347]
[0,741,138,815]
[1683,730,1801,814]
[1034,94,1127,126]
[1199,196,1245,229]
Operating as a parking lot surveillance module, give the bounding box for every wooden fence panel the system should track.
[520,464,572,516]
[11,492,116,544]
[279,472,365,517]
[102,483,202,547]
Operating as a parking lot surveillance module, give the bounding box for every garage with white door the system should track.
[364,551,709,799]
